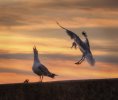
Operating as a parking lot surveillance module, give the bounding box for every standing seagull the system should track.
[32,46,57,82]
[57,22,95,66]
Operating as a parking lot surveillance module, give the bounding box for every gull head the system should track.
[82,31,87,37]
[33,45,38,55]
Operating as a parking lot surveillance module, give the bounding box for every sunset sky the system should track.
[0,0,118,84]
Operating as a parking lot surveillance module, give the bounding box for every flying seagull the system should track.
[57,22,95,66]
[32,46,57,82]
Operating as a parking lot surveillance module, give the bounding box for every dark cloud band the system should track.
[0,52,117,64]
[0,67,33,75]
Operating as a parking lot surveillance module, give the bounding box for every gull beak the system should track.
[33,45,36,49]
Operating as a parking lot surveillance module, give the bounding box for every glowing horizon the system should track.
[0,0,118,84]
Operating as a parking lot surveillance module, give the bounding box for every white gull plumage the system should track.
[57,22,95,66]
[32,46,57,82]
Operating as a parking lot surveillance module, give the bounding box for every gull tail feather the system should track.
[49,73,58,78]
[85,53,95,66]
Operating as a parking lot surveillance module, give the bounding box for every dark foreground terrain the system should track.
[0,78,118,100]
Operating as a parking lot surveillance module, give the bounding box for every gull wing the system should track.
[39,64,51,75]
[56,22,82,42]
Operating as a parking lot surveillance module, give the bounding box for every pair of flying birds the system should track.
[32,22,95,82]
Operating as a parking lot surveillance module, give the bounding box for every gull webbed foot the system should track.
[75,61,82,64]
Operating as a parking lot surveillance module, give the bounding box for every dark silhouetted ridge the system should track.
[0,78,118,100]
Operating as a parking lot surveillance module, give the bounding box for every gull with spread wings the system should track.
[57,22,95,66]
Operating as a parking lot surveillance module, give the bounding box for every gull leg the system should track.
[41,75,43,83]
[75,55,85,65]
[71,42,77,49]
[71,42,74,48]
[39,76,42,82]
[42,76,43,82]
